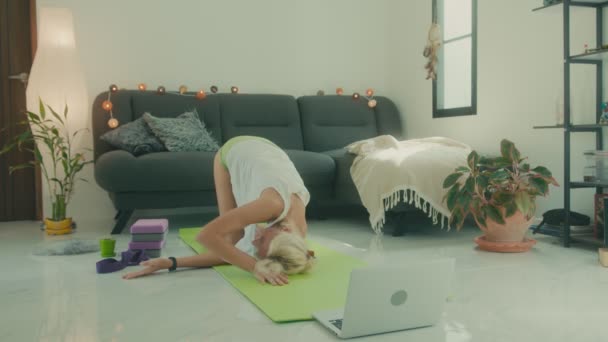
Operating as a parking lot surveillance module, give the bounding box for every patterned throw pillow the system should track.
[143,110,220,152]
[100,117,166,156]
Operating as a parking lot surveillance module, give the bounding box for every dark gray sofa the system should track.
[92,91,403,234]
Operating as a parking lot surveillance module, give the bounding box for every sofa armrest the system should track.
[95,150,217,193]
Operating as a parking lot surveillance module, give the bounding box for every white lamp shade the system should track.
[26,7,88,148]
[26,7,88,219]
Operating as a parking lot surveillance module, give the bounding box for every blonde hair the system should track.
[255,223,315,275]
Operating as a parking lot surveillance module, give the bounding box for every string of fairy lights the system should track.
[101,84,378,128]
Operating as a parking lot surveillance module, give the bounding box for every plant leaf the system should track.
[500,139,520,162]
[529,177,549,196]
[480,156,509,170]
[456,166,470,173]
[527,201,537,219]
[521,163,530,172]
[470,198,482,213]
[48,105,64,124]
[477,175,489,190]
[8,164,32,174]
[467,151,480,170]
[483,204,505,225]
[478,155,492,165]
[27,111,40,123]
[511,147,521,162]
[72,127,89,138]
[514,192,532,216]
[449,209,465,230]
[505,202,518,218]
[476,208,487,228]
[443,172,462,189]
[547,177,559,187]
[493,192,514,205]
[456,190,471,212]
[500,139,514,160]
[492,157,512,169]
[33,146,43,163]
[490,169,510,181]
[446,184,460,211]
[532,166,552,178]
[62,159,69,174]
[49,178,65,192]
[464,176,475,193]
[0,141,17,155]
[39,98,46,120]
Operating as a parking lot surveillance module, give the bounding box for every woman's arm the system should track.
[123,190,286,282]
[197,194,282,273]
[122,251,227,279]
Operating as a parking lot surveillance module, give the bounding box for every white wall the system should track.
[35,0,602,221]
[387,0,601,217]
[35,0,393,221]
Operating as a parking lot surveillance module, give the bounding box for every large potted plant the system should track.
[0,99,92,235]
[442,139,559,252]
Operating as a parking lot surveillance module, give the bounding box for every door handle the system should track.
[8,72,29,85]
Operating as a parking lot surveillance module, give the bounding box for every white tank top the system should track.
[224,139,310,256]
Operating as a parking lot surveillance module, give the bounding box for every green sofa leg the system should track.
[111,210,133,235]
[391,211,407,237]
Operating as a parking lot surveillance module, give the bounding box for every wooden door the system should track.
[0,0,39,221]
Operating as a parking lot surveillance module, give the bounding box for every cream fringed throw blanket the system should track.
[347,135,472,234]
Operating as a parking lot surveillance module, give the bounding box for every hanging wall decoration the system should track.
[101,84,236,128]
[321,87,378,108]
[423,0,441,80]
[102,82,379,129]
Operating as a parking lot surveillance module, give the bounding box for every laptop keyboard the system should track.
[329,319,343,330]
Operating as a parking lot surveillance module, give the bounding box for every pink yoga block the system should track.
[130,219,168,234]
[128,239,166,250]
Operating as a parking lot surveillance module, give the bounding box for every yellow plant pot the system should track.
[45,217,73,235]
[600,248,608,267]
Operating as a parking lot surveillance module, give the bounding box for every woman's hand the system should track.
[122,258,172,280]
[253,268,289,286]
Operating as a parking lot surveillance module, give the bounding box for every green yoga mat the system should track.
[179,228,366,322]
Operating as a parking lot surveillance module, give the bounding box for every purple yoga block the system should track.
[128,239,166,250]
[130,219,168,234]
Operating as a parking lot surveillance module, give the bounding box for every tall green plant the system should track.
[442,139,559,230]
[0,99,92,221]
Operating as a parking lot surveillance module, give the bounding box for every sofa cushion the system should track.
[131,92,222,142]
[143,111,220,152]
[218,94,304,149]
[298,96,379,152]
[284,150,335,187]
[92,91,223,160]
[298,95,404,152]
[95,150,215,193]
[99,117,166,156]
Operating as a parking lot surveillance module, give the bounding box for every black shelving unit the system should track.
[534,0,608,248]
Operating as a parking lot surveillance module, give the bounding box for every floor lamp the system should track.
[26,7,88,227]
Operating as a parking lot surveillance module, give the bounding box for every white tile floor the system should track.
[0,210,607,342]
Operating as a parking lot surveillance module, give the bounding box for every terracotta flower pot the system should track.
[473,209,536,252]
[475,210,532,242]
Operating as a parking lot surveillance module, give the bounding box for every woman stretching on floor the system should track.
[123,136,314,285]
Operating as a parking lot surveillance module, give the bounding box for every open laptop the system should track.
[313,259,455,339]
